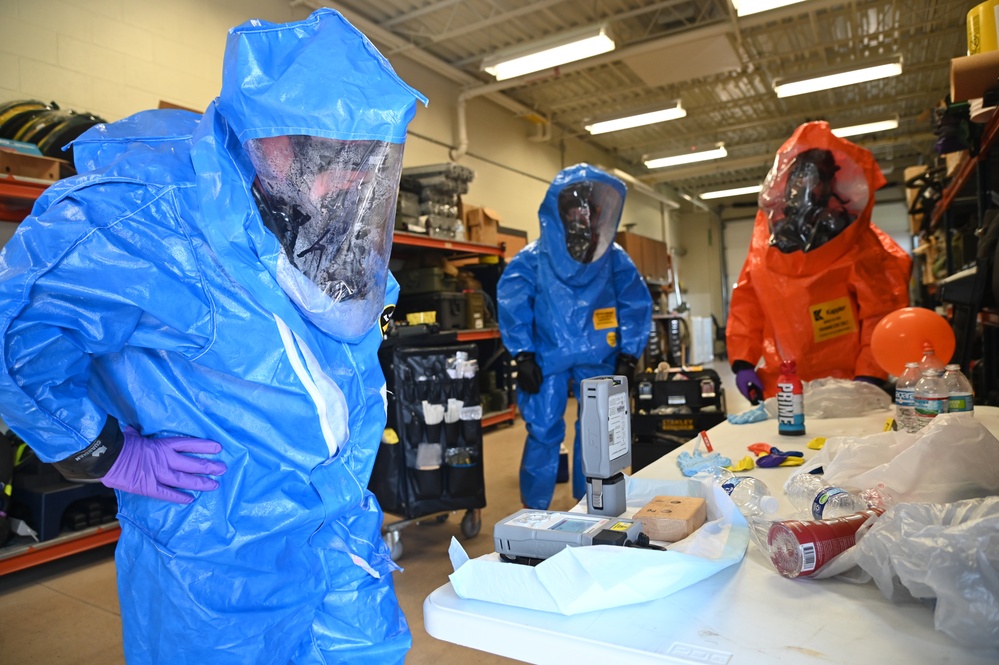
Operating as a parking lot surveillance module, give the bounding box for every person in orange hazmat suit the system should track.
[726,121,912,401]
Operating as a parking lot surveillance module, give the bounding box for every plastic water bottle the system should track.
[894,362,921,433]
[913,367,948,430]
[919,343,946,373]
[720,476,780,518]
[942,363,974,414]
[776,359,805,436]
[784,473,895,520]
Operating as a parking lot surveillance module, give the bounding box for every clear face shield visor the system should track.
[246,135,403,337]
[759,147,868,254]
[557,180,622,264]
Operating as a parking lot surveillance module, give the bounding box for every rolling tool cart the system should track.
[631,366,727,472]
[369,343,485,560]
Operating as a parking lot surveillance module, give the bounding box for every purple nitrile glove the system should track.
[101,426,227,504]
[735,368,764,404]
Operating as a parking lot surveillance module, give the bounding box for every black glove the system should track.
[614,353,638,385]
[515,352,543,395]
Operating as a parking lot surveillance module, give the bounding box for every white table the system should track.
[424,407,999,664]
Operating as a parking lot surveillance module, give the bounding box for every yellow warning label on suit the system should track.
[593,307,618,330]
[809,296,857,342]
[606,331,618,347]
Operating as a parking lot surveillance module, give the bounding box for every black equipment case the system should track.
[631,368,727,472]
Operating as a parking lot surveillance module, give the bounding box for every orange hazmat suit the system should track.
[726,121,912,398]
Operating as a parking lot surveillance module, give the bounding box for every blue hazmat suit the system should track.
[0,10,425,664]
[497,164,652,509]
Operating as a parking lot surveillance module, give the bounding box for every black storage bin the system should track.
[648,369,723,410]
[631,410,727,472]
[395,267,455,294]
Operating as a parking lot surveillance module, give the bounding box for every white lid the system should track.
[760,495,779,515]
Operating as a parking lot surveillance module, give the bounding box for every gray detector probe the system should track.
[494,509,643,563]
[580,375,632,516]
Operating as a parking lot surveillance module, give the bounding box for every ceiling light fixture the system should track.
[830,116,900,138]
[585,101,686,135]
[699,184,763,200]
[773,56,903,98]
[732,0,808,17]
[482,24,615,81]
[644,144,727,170]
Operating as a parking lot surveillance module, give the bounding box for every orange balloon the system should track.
[870,307,956,377]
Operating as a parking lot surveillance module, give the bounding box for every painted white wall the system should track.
[0,0,666,246]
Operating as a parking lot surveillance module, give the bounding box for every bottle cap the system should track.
[760,495,779,515]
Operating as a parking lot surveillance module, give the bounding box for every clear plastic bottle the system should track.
[719,476,780,518]
[942,363,974,414]
[894,361,921,433]
[919,343,946,373]
[784,473,896,520]
[913,367,948,430]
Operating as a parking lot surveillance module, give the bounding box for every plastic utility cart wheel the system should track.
[461,509,482,538]
[384,530,403,561]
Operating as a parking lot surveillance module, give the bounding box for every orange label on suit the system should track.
[809,297,857,342]
[593,307,618,330]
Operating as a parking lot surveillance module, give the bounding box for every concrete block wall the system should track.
[0,0,306,122]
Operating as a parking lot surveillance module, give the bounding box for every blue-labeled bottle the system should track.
[776,360,805,436]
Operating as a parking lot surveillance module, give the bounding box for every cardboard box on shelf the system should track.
[464,206,500,245]
[0,149,70,182]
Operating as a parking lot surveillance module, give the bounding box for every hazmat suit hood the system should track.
[194,8,427,343]
[756,121,885,277]
[538,164,626,286]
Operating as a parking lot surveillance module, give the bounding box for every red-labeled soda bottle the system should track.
[767,509,882,578]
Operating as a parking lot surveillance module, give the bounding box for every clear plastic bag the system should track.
[850,497,999,648]
[764,377,891,419]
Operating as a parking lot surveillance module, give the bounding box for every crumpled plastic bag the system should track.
[842,498,999,648]
[795,413,999,503]
[784,414,999,646]
[446,475,748,615]
[763,377,891,419]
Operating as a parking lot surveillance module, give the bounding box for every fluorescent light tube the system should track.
[732,0,808,17]
[700,184,763,200]
[644,145,727,169]
[585,102,686,135]
[483,25,615,81]
[773,57,903,98]
[830,117,899,138]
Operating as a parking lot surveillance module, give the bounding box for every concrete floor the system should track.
[0,361,744,664]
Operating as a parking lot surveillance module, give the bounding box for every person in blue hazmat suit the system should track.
[0,10,425,664]
[497,164,652,509]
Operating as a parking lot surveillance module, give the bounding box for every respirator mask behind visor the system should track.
[760,148,868,254]
[247,135,403,338]
[558,180,622,264]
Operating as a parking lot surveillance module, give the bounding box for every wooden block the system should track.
[633,495,706,542]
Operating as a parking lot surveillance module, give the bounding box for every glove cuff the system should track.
[515,351,535,363]
[52,416,125,483]
[731,360,756,373]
